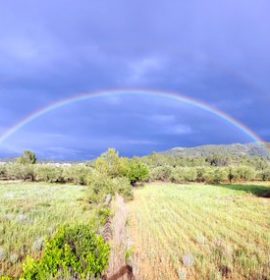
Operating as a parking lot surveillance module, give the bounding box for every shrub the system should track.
[87,172,133,204]
[34,165,64,183]
[16,150,37,164]
[5,164,35,181]
[97,207,112,226]
[182,167,197,182]
[22,225,110,280]
[194,167,229,184]
[87,172,115,204]
[257,168,270,181]
[208,168,229,184]
[126,159,149,185]
[169,168,185,183]
[0,165,7,180]
[112,177,134,201]
[62,165,92,185]
[169,167,197,183]
[196,167,211,183]
[150,165,173,181]
[230,166,256,182]
[95,148,127,178]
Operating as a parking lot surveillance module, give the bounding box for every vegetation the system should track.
[22,225,110,279]
[0,146,270,279]
[0,182,97,278]
[128,182,270,279]
[0,149,147,278]
[16,151,37,165]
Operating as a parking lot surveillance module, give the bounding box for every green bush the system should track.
[22,224,110,280]
[62,165,92,185]
[87,171,115,204]
[5,164,35,181]
[126,159,149,185]
[169,167,197,183]
[206,168,229,184]
[97,207,112,226]
[0,164,7,180]
[112,177,134,201]
[87,172,133,204]
[150,165,173,181]
[230,166,256,182]
[34,165,64,183]
[169,168,185,183]
[16,150,37,165]
[196,167,211,183]
[257,168,270,181]
[94,148,128,178]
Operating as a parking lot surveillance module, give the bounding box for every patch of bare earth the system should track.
[106,194,135,280]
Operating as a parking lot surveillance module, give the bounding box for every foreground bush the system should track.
[22,225,110,280]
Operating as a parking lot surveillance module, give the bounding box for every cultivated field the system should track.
[0,181,93,277]
[128,183,270,280]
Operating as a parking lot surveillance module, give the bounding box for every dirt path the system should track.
[106,194,135,280]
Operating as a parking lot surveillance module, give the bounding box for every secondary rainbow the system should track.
[0,89,266,150]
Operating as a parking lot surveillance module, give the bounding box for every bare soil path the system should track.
[106,194,135,280]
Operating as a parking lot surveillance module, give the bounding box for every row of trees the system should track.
[150,165,270,184]
[1,149,270,188]
[0,149,149,184]
[142,152,270,170]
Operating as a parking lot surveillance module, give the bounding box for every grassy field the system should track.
[128,183,270,280]
[0,181,93,277]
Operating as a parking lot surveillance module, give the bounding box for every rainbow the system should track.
[0,89,267,151]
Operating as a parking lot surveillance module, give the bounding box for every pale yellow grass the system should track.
[127,183,270,280]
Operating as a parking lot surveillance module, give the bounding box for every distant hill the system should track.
[163,143,270,158]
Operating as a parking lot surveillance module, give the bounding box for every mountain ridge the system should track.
[162,143,270,158]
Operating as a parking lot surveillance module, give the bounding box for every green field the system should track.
[0,181,93,277]
[1,180,270,279]
[128,183,270,280]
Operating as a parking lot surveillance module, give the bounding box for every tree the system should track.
[94,148,127,178]
[127,159,149,185]
[17,150,37,164]
[206,154,229,167]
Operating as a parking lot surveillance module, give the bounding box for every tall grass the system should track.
[128,183,270,279]
[0,181,94,277]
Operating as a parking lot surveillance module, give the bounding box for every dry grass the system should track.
[128,183,270,280]
[0,181,93,277]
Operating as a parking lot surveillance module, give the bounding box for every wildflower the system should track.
[182,253,194,267]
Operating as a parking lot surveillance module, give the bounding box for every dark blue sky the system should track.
[0,0,269,160]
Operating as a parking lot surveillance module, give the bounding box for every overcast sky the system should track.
[0,0,269,160]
